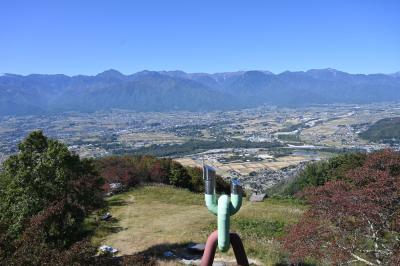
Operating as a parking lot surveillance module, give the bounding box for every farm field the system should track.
[175,155,307,176]
[118,132,186,147]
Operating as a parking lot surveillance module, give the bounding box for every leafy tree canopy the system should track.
[0,130,104,240]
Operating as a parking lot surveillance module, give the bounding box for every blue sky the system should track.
[1,0,399,75]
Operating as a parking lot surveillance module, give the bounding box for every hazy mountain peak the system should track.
[243,70,269,77]
[306,68,349,79]
[133,70,162,78]
[279,70,305,75]
[159,70,187,76]
[96,69,125,78]
[325,68,339,72]
[391,71,400,78]
[262,70,274,75]
[0,73,22,78]
[307,68,340,73]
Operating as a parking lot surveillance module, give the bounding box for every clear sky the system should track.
[1,0,399,75]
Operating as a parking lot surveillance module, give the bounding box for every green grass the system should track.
[123,185,204,205]
[234,219,285,239]
[87,185,306,265]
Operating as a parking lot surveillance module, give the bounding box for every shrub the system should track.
[281,152,366,195]
[96,156,231,194]
[283,149,400,265]
[169,161,191,188]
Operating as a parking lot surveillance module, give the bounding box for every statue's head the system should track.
[203,165,216,195]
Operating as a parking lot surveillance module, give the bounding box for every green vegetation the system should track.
[359,117,400,143]
[270,152,367,196]
[233,219,285,239]
[0,131,104,240]
[277,133,302,143]
[2,131,399,265]
[282,149,400,265]
[128,139,282,157]
[94,155,230,194]
[0,131,104,265]
[167,123,232,137]
[277,122,306,132]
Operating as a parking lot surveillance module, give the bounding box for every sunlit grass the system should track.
[87,185,306,265]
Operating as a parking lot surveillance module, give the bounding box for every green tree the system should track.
[0,131,103,240]
[168,161,190,188]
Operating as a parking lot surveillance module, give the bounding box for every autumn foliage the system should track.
[0,131,104,265]
[0,132,227,265]
[283,149,400,265]
[0,132,168,265]
[95,155,230,194]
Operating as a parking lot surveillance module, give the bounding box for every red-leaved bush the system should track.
[283,149,400,265]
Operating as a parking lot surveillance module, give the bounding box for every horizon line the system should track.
[1,67,399,78]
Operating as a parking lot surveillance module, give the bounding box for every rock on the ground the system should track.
[249,193,267,202]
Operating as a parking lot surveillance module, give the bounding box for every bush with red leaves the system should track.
[95,155,230,193]
[283,149,400,265]
[1,200,97,266]
[95,155,174,189]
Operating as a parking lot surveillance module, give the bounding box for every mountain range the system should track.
[1,68,400,115]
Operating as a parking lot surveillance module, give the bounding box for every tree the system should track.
[169,161,190,188]
[0,131,104,240]
[187,166,204,192]
[283,150,400,265]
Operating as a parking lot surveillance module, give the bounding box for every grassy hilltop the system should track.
[88,186,305,265]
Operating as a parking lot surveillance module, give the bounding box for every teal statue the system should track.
[201,165,249,266]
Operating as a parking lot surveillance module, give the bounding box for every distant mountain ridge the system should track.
[1,68,400,115]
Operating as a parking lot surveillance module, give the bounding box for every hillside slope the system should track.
[359,117,400,143]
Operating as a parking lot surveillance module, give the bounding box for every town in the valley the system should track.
[1,102,399,192]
